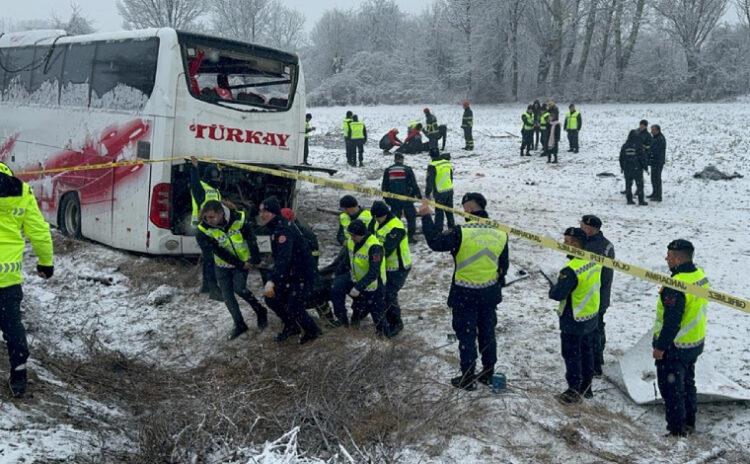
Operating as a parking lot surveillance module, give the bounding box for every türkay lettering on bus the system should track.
[189,124,290,149]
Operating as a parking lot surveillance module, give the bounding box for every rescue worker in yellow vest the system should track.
[340,219,392,336]
[370,201,412,336]
[343,110,355,166]
[303,113,315,165]
[538,104,551,156]
[417,193,509,391]
[197,201,268,340]
[564,104,582,153]
[331,195,374,326]
[425,150,454,233]
[653,239,708,437]
[349,115,367,167]
[461,101,474,151]
[548,227,602,404]
[189,156,223,301]
[423,108,440,151]
[0,162,53,398]
[521,104,535,156]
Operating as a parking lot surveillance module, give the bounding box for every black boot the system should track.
[556,388,582,405]
[476,368,493,386]
[274,325,301,342]
[9,367,27,398]
[299,329,321,345]
[450,372,477,391]
[228,323,249,340]
[251,301,268,330]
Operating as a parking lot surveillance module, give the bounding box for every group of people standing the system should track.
[619,119,667,205]
[521,100,582,163]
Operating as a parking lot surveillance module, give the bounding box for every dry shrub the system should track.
[41,333,467,463]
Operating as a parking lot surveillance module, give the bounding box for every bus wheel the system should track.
[60,193,82,239]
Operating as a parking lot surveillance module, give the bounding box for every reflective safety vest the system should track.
[349,121,366,140]
[342,118,353,137]
[191,181,221,226]
[557,258,602,321]
[425,114,439,136]
[540,111,550,130]
[565,111,580,130]
[454,224,507,289]
[429,159,453,193]
[462,110,473,128]
[197,212,250,267]
[653,269,709,349]
[339,209,373,244]
[522,111,535,130]
[0,182,54,289]
[305,121,312,139]
[373,216,412,271]
[349,234,387,291]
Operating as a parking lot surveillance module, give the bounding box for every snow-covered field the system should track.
[5,103,750,462]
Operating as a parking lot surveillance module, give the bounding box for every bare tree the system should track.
[116,0,209,30]
[562,0,583,78]
[507,0,527,100]
[211,0,270,43]
[359,0,403,53]
[592,0,617,83]
[444,0,473,95]
[613,0,646,92]
[576,0,599,80]
[49,3,95,35]
[653,0,729,87]
[736,0,750,29]
[263,1,305,50]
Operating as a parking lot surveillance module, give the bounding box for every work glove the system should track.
[36,265,54,279]
[349,288,361,298]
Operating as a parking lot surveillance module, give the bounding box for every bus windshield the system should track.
[178,33,298,111]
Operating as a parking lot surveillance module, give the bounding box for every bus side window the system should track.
[90,38,159,111]
[28,45,65,106]
[2,47,34,103]
[60,43,95,108]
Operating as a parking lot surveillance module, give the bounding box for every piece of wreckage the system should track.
[605,331,750,404]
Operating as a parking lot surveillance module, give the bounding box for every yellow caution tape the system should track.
[16,157,183,176]
[13,156,750,313]
[211,158,750,314]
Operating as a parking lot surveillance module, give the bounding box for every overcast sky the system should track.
[2,0,431,32]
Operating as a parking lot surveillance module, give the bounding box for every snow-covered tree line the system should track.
[2,0,749,103]
[304,0,750,104]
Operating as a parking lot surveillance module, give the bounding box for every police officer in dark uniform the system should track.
[281,208,337,326]
[461,101,474,150]
[653,239,708,437]
[648,124,666,202]
[620,130,649,205]
[580,215,615,376]
[341,219,392,336]
[381,153,421,243]
[548,227,602,404]
[417,193,509,391]
[259,197,322,344]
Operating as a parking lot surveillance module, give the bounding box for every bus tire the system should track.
[59,193,83,239]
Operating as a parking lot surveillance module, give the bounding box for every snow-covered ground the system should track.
[6,103,750,462]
